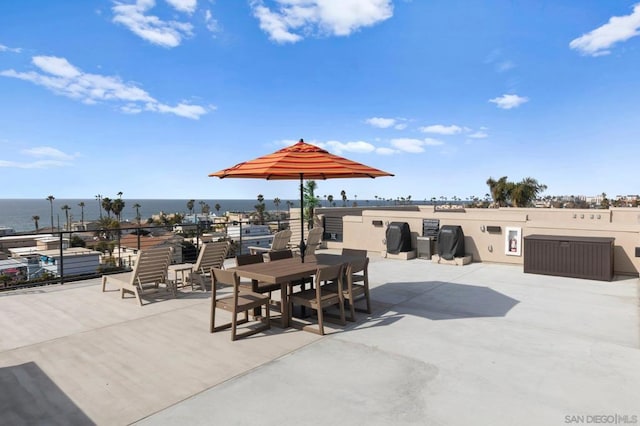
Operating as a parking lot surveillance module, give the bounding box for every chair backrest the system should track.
[132,246,172,287]
[271,229,292,250]
[267,249,293,261]
[341,248,367,258]
[211,267,238,287]
[305,226,324,255]
[315,263,344,294]
[347,257,369,280]
[194,241,230,274]
[235,253,264,267]
[211,268,240,301]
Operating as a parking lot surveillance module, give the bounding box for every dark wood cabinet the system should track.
[524,235,614,281]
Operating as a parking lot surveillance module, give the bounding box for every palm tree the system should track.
[486,176,511,207]
[46,195,55,230]
[102,197,113,218]
[32,215,40,232]
[327,195,334,207]
[78,202,85,228]
[187,199,195,215]
[199,200,205,214]
[340,190,347,207]
[61,205,71,231]
[111,198,125,222]
[95,194,103,219]
[117,191,123,198]
[214,203,221,214]
[133,203,142,224]
[273,197,281,215]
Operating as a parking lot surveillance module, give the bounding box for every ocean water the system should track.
[0,199,302,233]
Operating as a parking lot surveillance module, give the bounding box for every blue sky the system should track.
[1,1,639,201]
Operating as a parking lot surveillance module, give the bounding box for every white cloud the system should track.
[22,146,78,161]
[489,93,529,109]
[365,116,408,129]
[204,9,220,34]
[496,60,515,72]
[468,130,488,139]
[322,140,376,154]
[250,0,393,43]
[1,55,208,119]
[112,0,194,48]
[0,43,22,53]
[165,0,197,14]
[366,117,396,128]
[570,4,640,56]
[390,137,443,153]
[419,124,462,135]
[375,147,397,155]
[0,146,78,169]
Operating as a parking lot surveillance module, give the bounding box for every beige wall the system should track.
[319,206,640,276]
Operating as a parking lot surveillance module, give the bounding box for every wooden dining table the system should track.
[230,254,352,328]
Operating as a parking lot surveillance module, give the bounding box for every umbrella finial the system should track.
[299,138,304,143]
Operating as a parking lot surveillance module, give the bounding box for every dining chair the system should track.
[210,268,270,341]
[288,263,346,335]
[341,248,368,258]
[236,253,284,318]
[343,257,371,321]
[266,249,312,295]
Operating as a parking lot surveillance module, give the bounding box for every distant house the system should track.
[119,234,183,264]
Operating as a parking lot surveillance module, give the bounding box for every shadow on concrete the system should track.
[369,281,520,320]
[0,361,95,425]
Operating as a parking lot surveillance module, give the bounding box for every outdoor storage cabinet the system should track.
[523,235,614,281]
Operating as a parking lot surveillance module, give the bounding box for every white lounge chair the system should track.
[101,246,173,306]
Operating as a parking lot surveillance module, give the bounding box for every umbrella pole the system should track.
[299,173,306,263]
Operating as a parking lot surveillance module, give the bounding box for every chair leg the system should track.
[348,297,356,322]
[210,300,216,333]
[231,312,238,341]
[316,306,325,336]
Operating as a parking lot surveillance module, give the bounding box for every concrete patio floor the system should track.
[1,251,639,425]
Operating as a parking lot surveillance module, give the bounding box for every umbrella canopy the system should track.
[209,139,394,260]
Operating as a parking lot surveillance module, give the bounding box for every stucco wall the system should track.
[318,206,640,276]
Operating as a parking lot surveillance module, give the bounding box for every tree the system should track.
[133,203,142,224]
[273,197,281,215]
[102,197,113,218]
[95,217,120,241]
[61,205,71,231]
[112,198,125,222]
[78,202,85,228]
[303,181,319,227]
[46,195,55,230]
[187,199,195,215]
[32,215,40,232]
[95,194,103,219]
[511,177,547,207]
[600,192,610,209]
[486,176,512,207]
[254,194,266,224]
[340,190,347,207]
[199,200,205,213]
[486,176,546,207]
[214,203,221,213]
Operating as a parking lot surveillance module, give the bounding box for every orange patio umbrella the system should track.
[209,139,394,261]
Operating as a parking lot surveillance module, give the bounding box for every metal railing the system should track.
[0,217,298,292]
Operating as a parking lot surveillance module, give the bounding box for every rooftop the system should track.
[1,250,638,425]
